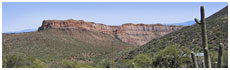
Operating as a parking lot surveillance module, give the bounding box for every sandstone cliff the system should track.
[38,19,184,46]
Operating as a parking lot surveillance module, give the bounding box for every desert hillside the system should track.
[118,6,228,68]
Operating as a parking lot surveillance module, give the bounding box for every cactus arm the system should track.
[194,18,201,24]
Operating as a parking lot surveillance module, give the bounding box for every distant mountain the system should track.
[166,21,195,26]
[3,29,37,34]
[119,6,228,67]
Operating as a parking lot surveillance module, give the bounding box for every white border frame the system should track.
[0,0,229,70]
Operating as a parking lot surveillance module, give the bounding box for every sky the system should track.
[2,2,228,33]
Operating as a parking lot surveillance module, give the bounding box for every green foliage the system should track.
[2,54,24,68]
[209,51,218,67]
[60,60,93,68]
[61,60,77,68]
[127,53,152,68]
[152,44,191,68]
[3,54,47,68]
[75,63,94,68]
[23,57,47,68]
[94,59,111,68]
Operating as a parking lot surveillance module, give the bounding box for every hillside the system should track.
[118,6,228,67]
[2,19,183,67]
[2,27,133,67]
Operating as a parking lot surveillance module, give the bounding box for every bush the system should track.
[94,59,111,68]
[152,44,191,68]
[60,60,93,68]
[2,54,25,68]
[3,54,47,68]
[75,63,93,68]
[127,54,152,68]
[23,57,47,68]
[61,60,77,68]
[209,51,218,67]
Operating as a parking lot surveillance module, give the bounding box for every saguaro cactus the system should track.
[194,6,212,68]
[217,43,224,68]
[191,52,198,68]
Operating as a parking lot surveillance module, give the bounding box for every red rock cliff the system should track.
[38,19,184,46]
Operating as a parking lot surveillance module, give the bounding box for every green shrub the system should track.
[75,63,93,68]
[60,60,93,68]
[23,57,47,68]
[61,60,77,68]
[2,54,25,68]
[152,44,191,68]
[94,58,112,68]
[127,54,152,68]
[3,54,47,68]
[209,51,218,67]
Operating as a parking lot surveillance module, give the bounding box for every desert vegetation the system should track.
[2,5,228,68]
[117,6,228,68]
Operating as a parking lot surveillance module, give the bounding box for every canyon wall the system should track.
[38,19,184,46]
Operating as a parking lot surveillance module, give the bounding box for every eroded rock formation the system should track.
[38,19,184,46]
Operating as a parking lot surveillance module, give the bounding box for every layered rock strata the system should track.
[38,19,184,46]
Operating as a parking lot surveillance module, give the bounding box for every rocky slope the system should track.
[38,19,184,46]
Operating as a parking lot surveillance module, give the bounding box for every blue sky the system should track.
[2,2,228,33]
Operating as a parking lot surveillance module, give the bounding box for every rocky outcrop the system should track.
[38,19,184,46]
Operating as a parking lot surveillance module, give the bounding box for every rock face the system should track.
[38,19,184,46]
